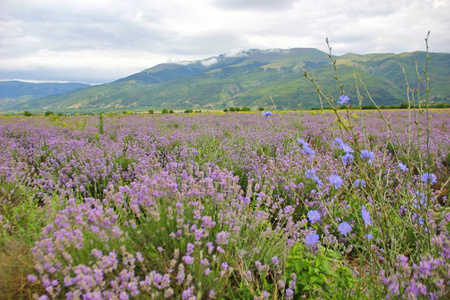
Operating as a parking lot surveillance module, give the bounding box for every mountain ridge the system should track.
[1,48,449,112]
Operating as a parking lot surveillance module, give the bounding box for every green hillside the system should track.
[1,48,449,113]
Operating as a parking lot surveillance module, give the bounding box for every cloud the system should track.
[212,0,299,11]
[0,0,449,83]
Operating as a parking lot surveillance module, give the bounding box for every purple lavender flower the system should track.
[307,210,321,224]
[285,288,294,299]
[328,175,343,188]
[304,233,319,246]
[183,255,194,265]
[338,95,350,105]
[361,205,371,227]
[221,262,228,270]
[216,231,230,245]
[271,256,279,266]
[338,222,352,236]
[261,111,273,117]
[421,172,437,185]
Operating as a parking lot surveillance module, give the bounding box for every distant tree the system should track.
[229,107,235,112]
[122,110,128,114]
[399,102,409,109]
[161,109,169,114]
[184,109,193,113]
[23,111,32,117]
[169,109,174,113]
[44,111,54,116]
[148,109,154,114]
[258,107,265,111]
[235,107,241,112]
[242,107,251,111]
[379,105,386,109]
[223,108,228,112]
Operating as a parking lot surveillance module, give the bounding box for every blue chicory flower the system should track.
[304,233,320,246]
[398,162,408,172]
[360,150,375,163]
[328,175,343,188]
[342,153,354,164]
[361,205,371,227]
[354,179,366,187]
[338,222,352,236]
[307,210,321,224]
[338,95,350,105]
[421,172,437,185]
[262,111,273,117]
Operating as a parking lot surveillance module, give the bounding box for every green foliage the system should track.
[148,109,154,114]
[169,109,174,113]
[161,108,169,114]
[242,107,251,111]
[229,107,235,112]
[223,108,228,112]
[184,109,193,113]
[258,107,265,111]
[98,113,104,135]
[286,243,361,299]
[23,111,32,117]
[44,111,54,116]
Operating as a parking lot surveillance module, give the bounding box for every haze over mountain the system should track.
[1,47,449,113]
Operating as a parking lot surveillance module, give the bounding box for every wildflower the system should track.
[303,146,315,157]
[262,111,273,117]
[366,233,373,240]
[271,256,279,266]
[221,262,228,270]
[313,176,323,186]
[305,169,316,179]
[216,231,230,245]
[354,179,366,187]
[421,172,437,185]
[341,143,354,154]
[285,288,294,299]
[338,222,352,236]
[297,138,308,147]
[342,153,354,164]
[361,205,371,227]
[307,210,321,224]
[360,150,375,163]
[398,162,408,172]
[328,175,343,188]
[183,255,194,265]
[297,138,315,157]
[304,233,319,246]
[27,274,37,283]
[338,95,350,105]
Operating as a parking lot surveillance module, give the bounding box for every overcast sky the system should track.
[1,0,449,84]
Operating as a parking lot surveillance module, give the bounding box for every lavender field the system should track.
[0,110,449,299]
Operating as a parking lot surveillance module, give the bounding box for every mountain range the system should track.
[1,48,449,113]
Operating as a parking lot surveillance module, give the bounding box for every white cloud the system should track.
[0,0,448,83]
